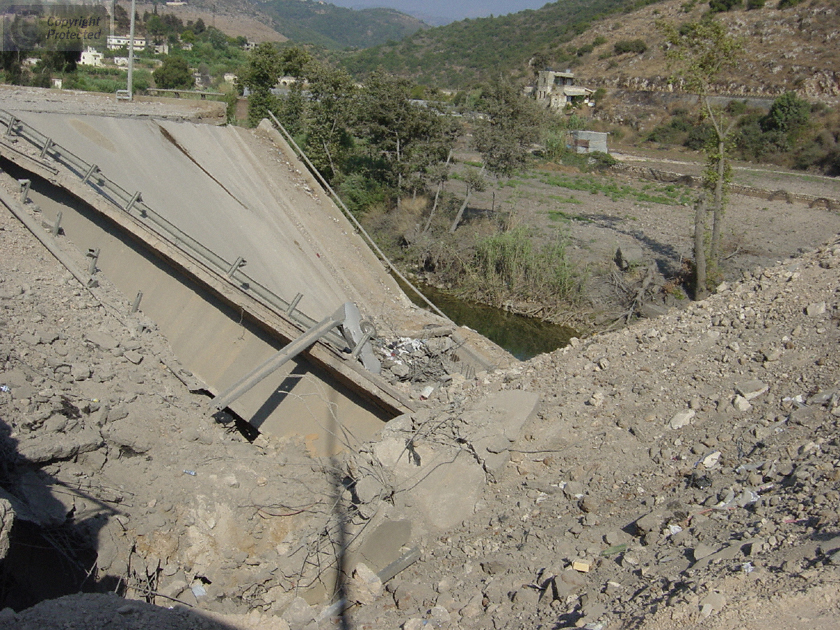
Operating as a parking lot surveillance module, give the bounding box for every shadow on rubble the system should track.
[0,417,238,630]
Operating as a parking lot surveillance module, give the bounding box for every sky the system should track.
[325,0,553,25]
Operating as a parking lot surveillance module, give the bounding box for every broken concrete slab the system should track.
[17,427,103,464]
[458,390,540,474]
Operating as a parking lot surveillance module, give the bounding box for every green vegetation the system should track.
[540,173,692,205]
[339,0,663,89]
[466,226,578,306]
[708,0,741,13]
[613,39,648,55]
[153,56,192,89]
[258,0,426,50]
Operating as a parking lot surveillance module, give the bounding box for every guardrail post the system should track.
[286,292,303,316]
[125,191,142,213]
[82,163,99,185]
[18,179,31,203]
[51,211,63,236]
[131,291,143,313]
[211,303,349,411]
[40,137,53,159]
[226,256,246,278]
[4,116,16,137]
[86,247,100,276]
[351,321,376,360]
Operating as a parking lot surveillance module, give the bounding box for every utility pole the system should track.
[127,0,136,100]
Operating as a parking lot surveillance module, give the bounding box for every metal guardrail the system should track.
[0,109,348,350]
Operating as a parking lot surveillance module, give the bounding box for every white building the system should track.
[107,35,147,50]
[79,46,103,67]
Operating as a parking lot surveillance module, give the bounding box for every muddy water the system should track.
[400,279,577,361]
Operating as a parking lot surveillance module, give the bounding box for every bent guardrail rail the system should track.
[0,108,352,352]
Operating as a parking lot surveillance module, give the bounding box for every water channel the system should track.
[400,279,577,361]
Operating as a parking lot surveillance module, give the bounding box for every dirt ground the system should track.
[0,89,839,630]
[428,145,840,329]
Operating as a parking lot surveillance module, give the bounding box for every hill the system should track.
[254,0,428,49]
[129,0,427,49]
[339,0,663,86]
[337,0,840,100]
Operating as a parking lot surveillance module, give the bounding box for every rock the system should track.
[0,499,14,559]
[669,410,695,430]
[84,331,120,351]
[349,563,383,605]
[700,591,726,616]
[459,593,484,619]
[17,428,103,464]
[733,395,752,412]
[354,475,384,504]
[615,244,644,271]
[282,596,316,628]
[71,363,91,381]
[736,380,769,400]
[805,302,826,316]
[702,451,721,469]
[103,417,155,454]
[692,544,717,562]
[635,511,663,535]
[123,350,144,365]
[429,605,451,627]
[459,391,541,474]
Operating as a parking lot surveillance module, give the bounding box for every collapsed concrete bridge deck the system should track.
[0,100,503,453]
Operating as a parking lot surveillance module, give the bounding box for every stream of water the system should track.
[400,279,577,361]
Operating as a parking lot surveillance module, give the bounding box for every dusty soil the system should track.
[0,90,839,630]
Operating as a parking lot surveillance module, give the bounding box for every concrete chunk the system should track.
[736,380,769,401]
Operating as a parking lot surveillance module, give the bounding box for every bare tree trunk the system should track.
[693,192,708,300]
[423,150,452,234]
[449,187,472,234]
[709,137,725,267]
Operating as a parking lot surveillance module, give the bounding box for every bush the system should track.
[613,39,648,55]
[153,56,193,89]
[777,0,804,8]
[746,0,765,9]
[709,0,741,13]
[470,226,576,304]
[762,91,810,135]
[685,122,715,150]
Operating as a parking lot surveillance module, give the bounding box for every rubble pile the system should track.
[1,178,839,630]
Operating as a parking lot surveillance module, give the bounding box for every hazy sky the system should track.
[326,1,553,25]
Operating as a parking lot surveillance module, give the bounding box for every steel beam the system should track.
[211,302,350,411]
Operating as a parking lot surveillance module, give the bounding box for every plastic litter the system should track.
[183,469,196,476]
[0,385,9,393]
[191,584,206,597]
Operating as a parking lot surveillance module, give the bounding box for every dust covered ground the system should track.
[0,90,839,630]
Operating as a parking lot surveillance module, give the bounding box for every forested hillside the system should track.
[340,0,663,86]
[255,0,428,49]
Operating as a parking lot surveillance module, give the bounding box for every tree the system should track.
[153,56,193,89]
[239,43,283,126]
[355,69,455,203]
[762,91,810,137]
[449,166,486,233]
[472,78,543,179]
[660,18,742,297]
[301,61,357,181]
